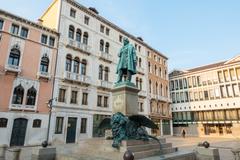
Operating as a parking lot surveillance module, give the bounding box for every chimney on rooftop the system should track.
[89,7,99,14]
[137,37,144,41]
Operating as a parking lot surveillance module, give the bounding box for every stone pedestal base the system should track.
[0,145,7,160]
[5,148,21,160]
[112,83,139,115]
[195,147,220,160]
[31,147,56,160]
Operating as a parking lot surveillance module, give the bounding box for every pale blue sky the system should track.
[1,0,240,71]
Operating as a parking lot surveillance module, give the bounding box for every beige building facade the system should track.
[147,50,172,136]
[0,9,58,146]
[170,56,240,138]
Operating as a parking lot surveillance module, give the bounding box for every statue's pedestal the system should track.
[112,83,139,116]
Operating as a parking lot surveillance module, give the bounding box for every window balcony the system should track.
[99,51,113,62]
[151,94,170,102]
[64,71,91,85]
[137,66,144,74]
[37,71,51,79]
[5,64,21,73]
[98,80,113,89]
[138,90,147,97]
[10,104,36,111]
[157,95,170,102]
[67,39,91,55]
[76,42,91,53]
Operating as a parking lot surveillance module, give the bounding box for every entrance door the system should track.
[66,117,77,143]
[10,118,28,146]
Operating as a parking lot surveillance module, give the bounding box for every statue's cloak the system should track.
[116,44,136,74]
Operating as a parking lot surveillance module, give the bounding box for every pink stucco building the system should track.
[0,9,58,146]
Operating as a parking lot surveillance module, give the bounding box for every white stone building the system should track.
[40,0,169,144]
[169,55,240,138]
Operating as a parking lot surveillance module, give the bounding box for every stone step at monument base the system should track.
[140,151,195,160]
[118,139,178,160]
[134,147,178,160]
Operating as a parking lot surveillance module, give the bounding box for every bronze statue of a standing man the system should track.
[116,38,137,83]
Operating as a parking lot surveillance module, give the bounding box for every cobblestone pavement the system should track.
[165,136,240,160]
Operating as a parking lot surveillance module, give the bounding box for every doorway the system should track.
[66,117,77,143]
[10,118,28,146]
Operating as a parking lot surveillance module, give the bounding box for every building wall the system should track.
[39,0,169,143]
[170,56,240,137]
[147,49,172,136]
[0,11,58,146]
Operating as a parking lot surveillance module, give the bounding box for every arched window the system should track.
[81,59,87,75]
[148,62,151,73]
[136,77,139,88]
[12,84,24,104]
[104,67,109,81]
[32,119,41,128]
[98,65,103,80]
[26,86,37,105]
[155,65,157,75]
[105,42,109,53]
[139,78,142,90]
[40,56,49,73]
[73,57,80,73]
[156,82,158,95]
[166,86,168,97]
[159,67,162,77]
[8,48,20,66]
[76,29,82,42]
[149,80,152,93]
[69,25,75,39]
[65,54,72,72]
[83,32,88,45]
[160,84,163,96]
[139,58,142,67]
[0,118,8,128]
[100,39,104,52]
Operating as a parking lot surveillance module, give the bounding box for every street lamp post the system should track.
[43,98,54,147]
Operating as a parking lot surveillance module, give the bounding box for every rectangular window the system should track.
[0,118,8,128]
[82,93,88,105]
[70,8,76,18]
[179,79,183,89]
[49,37,55,47]
[106,28,110,36]
[218,71,224,83]
[80,118,87,133]
[58,89,66,102]
[230,69,236,81]
[20,27,28,38]
[236,68,240,80]
[32,119,41,128]
[84,16,89,25]
[139,102,144,112]
[11,24,19,35]
[226,85,233,97]
[97,95,102,107]
[41,34,48,44]
[233,84,239,96]
[104,96,108,107]
[55,117,64,134]
[0,19,4,30]
[204,90,209,100]
[119,35,122,42]
[220,85,227,98]
[100,25,104,33]
[71,91,78,104]
[224,70,229,82]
